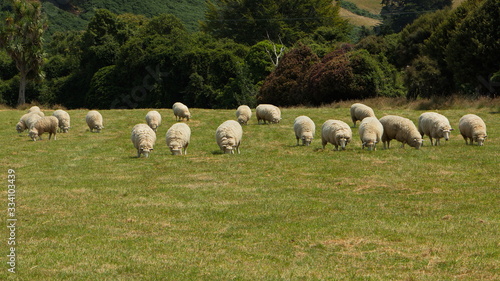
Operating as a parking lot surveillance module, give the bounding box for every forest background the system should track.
[0,0,498,109]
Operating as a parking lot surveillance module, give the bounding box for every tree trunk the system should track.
[18,70,27,106]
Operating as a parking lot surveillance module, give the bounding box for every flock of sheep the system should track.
[15,102,488,157]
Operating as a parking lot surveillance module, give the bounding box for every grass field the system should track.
[1,99,499,280]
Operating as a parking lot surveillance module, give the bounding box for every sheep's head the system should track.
[139,145,153,158]
[62,126,70,133]
[220,137,237,154]
[271,117,282,124]
[16,122,25,133]
[28,128,39,141]
[94,125,103,133]
[441,127,453,141]
[169,142,183,155]
[337,135,350,150]
[474,134,487,146]
[410,137,423,149]
[301,133,314,146]
[363,140,377,151]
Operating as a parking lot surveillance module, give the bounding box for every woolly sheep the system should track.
[27,106,41,113]
[358,117,384,151]
[236,105,252,125]
[145,110,162,132]
[86,110,104,133]
[52,109,71,133]
[216,120,243,154]
[131,124,156,158]
[294,115,315,146]
[166,123,191,155]
[256,104,281,124]
[173,102,191,121]
[379,115,423,149]
[16,112,44,133]
[350,103,376,127]
[418,112,453,146]
[321,120,352,150]
[29,116,59,141]
[459,114,487,146]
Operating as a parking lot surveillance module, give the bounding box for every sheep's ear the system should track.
[450,128,454,131]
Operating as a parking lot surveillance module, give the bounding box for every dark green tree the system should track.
[0,0,46,105]
[445,0,500,95]
[380,0,452,34]
[201,0,348,45]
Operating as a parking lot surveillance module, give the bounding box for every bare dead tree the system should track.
[265,32,286,67]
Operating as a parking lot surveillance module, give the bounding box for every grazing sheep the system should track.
[16,112,44,133]
[379,115,423,149]
[166,123,191,155]
[86,110,104,133]
[236,105,252,125]
[350,103,376,127]
[256,104,281,124]
[145,110,162,132]
[359,117,384,151]
[294,115,315,146]
[459,114,487,146]
[27,106,41,113]
[52,109,71,133]
[321,120,352,150]
[418,112,453,146]
[131,124,156,158]
[216,120,243,154]
[173,102,191,121]
[29,116,59,141]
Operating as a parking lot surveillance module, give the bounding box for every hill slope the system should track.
[41,0,206,34]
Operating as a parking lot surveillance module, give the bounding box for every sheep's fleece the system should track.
[166,122,191,155]
[350,103,376,127]
[86,110,104,133]
[459,114,487,146]
[321,120,352,150]
[131,124,156,158]
[216,120,243,154]
[379,115,423,149]
[294,115,315,146]
[256,104,281,124]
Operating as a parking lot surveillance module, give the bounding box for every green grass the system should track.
[1,102,499,280]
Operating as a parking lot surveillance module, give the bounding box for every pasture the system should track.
[1,100,499,280]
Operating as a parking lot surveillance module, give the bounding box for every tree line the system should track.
[0,0,498,109]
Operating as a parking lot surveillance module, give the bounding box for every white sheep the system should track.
[52,109,71,133]
[294,115,315,146]
[145,110,162,132]
[459,114,487,146]
[236,105,252,125]
[131,124,156,158]
[256,104,281,124]
[166,123,191,155]
[358,117,384,151]
[418,112,453,146]
[216,120,243,154]
[172,102,191,121]
[86,110,104,133]
[27,106,41,113]
[379,115,423,149]
[16,111,44,133]
[29,116,59,141]
[350,103,376,127]
[321,120,352,150]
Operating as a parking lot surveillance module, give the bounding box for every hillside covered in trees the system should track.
[0,0,498,109]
